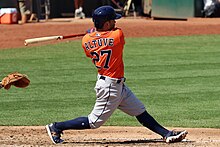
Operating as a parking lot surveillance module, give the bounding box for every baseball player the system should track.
[46,5,188,144]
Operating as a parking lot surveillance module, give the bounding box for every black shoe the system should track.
[46,123,64,144]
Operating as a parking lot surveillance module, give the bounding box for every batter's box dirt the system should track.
[0,126,219,146]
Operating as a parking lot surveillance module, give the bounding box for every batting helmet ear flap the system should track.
[92,5,122,29]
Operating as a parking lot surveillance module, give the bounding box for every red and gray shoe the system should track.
[164,130,188,143]
[46,123,64,144]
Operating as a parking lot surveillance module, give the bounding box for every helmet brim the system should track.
[115,13,122,19]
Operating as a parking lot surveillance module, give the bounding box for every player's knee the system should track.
[88,117,105,129]
[88,114,107,129]
[89,122,103,129]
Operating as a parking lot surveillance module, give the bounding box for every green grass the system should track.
[0,35,220,128]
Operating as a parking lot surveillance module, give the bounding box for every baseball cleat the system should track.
[46,123,64,144]
[164,130,188,143]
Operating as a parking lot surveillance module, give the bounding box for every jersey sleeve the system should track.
[117,28,125,46]
[82,35,92,58]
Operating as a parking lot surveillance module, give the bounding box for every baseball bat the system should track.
[24,33,85,46]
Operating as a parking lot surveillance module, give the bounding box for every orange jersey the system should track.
[82,28,125,78]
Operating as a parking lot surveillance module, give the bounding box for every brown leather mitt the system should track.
[0,72,30,90]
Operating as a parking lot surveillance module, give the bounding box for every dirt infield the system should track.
[1,18,220,49]
[0,126,220,146]
[0,18,220,146]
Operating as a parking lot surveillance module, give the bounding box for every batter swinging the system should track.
[46,5,188,144]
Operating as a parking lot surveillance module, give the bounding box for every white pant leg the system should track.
[204,0,214,10]
[88,79,124,129]
[118,84,146,116]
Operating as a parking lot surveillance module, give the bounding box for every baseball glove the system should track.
[0,72,30,90]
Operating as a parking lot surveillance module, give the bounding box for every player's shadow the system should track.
[67,139,194,145]
[68,139,165,145]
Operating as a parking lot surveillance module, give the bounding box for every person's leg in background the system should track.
[133,0,144,16]
[74,0,85,19]
[18,0,31,24]
[203,0,213,10]
[110,0,124,9]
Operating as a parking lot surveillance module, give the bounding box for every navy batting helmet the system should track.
[92,5,122,29]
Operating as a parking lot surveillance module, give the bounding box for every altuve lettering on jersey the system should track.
[84,38,114,50]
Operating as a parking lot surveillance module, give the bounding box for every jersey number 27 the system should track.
[90,49,112,69]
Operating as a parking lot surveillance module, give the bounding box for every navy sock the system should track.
[55,117,91,131]
[136,111,169,137]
